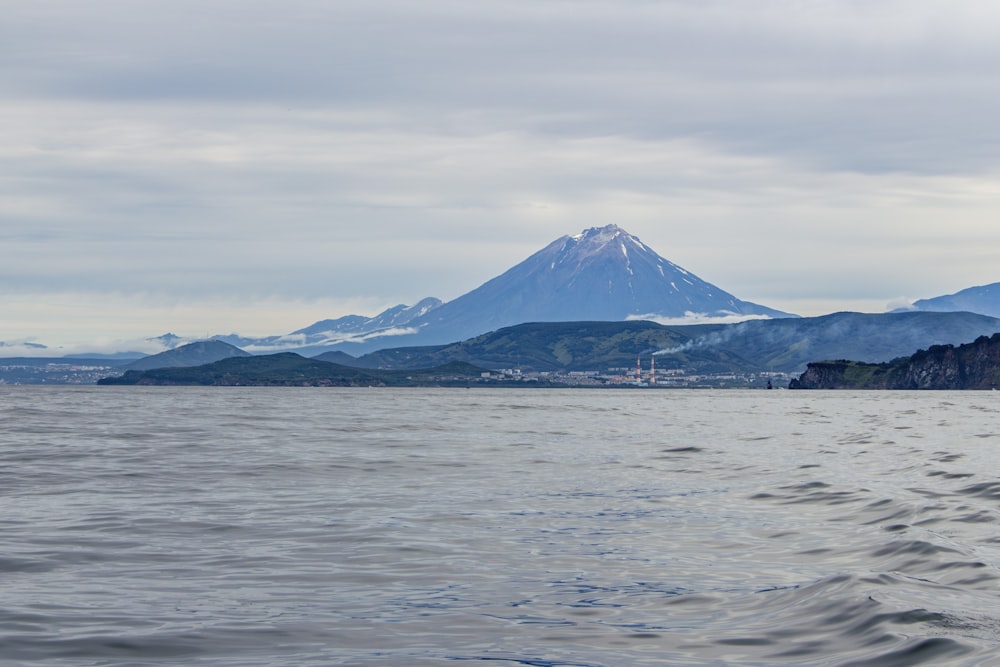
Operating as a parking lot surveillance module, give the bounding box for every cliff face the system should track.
[901,345,964,389]
[790,333,1000,389]
[789,360,892,389]
[897,335,1000,389]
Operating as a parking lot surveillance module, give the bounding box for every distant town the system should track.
[0,361,120,385]
[474,364,792,389]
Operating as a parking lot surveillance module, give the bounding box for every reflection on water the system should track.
[2,387,1000,665]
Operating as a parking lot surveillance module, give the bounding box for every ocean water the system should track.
[3,387,1000,666]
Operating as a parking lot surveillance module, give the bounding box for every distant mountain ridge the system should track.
[211,298,443,351]
[121,340,251,371]
[905,282,1000,319]
[291,297,442,338]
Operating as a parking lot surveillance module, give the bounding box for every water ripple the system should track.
[3,387,1000,665]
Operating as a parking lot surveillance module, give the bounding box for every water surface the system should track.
[2,387,1000,665]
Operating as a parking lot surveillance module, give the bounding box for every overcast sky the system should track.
[4,0,1000,352]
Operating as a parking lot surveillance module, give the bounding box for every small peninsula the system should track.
[97,353,494,387]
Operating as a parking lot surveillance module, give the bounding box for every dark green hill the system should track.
[98,353,490,387]
[353,320,758,374]
[310,350,360,366]
[341,311,1000,374]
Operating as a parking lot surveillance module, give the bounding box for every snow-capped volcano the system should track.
[403,224,792,345]
[218,225,793,355]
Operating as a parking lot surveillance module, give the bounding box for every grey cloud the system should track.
[4,0,1000,345]
[7,0,1000,176]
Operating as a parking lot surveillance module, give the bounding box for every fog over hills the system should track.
[337,311,1000,375]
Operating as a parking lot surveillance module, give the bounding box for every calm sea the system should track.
[3,387,1000,666]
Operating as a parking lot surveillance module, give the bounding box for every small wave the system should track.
[957,481,1000,500]
[839,637,971,667]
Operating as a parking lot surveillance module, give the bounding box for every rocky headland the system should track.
[790,333,1000,389]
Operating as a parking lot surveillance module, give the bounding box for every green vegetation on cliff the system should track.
[347,320,757,374]
[790,333,1000,389]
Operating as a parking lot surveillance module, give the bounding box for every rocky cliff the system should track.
[790,332,1000,389]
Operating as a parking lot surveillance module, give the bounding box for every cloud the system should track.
[885,297,917,312]
[3,0,1000,349]
[8,1,1000,178]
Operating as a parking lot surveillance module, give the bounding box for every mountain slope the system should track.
[121,340,251,371]
[664,311,1000,371]
[908,283,1000,318]
[290,297,443,338]
[408,225,791,342]
[212,298,443,351]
